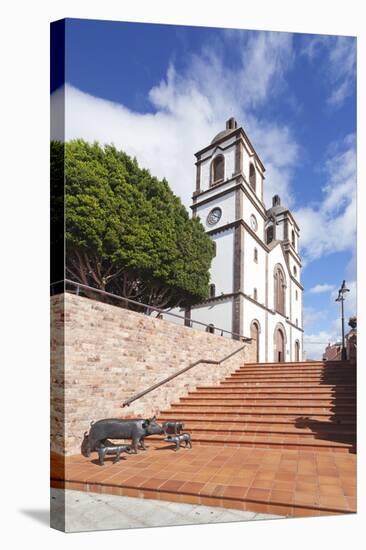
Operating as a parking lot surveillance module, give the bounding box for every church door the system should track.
[251,321,260,363]
[275,328,285,363]
[295,341,300,362]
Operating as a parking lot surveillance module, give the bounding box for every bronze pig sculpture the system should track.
[81,416,164,457]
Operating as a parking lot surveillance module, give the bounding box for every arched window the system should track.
[294,340,300,362]
[254,288,258,301]
[249,163,256,191]
[266,225,274,244]
[209,283,216,298]
[291,230,295,247]
[206,323,215,334]
[274,265,286,315]
[212,241,217,257]
[211,155,225,185]
[250,320,260,363]
[293,266,297,277]
[254,248,258,263]
[295,290,298,301]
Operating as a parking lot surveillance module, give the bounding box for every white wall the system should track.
[242,196,266,242]
[190,298,234,337]
[210,228,234,295]
[196,190,236,231]
[243,231,266,305]
[242,297,267,362]
[241,145,264,201]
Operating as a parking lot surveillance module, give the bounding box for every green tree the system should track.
[51,139,214,308]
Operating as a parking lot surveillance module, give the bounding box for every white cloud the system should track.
[303,306,327,327]
[304,330,337,360]
[295,133,356,263]
[51,31,298,209]
[308,283,336,294]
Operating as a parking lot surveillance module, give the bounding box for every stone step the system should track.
[237,365,356,373]
[169,402,356,411]
[230,370,356,380]
[149,433,354,452]
[193,388,355,396]
[157,422,355,438]
[181,396,354,404]
[157,415,356,428]
[162,409,356,420]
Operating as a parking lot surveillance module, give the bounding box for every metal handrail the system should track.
[51,278,251,342]
[121,344,247,408]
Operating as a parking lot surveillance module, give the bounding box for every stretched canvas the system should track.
[50,18,357,532]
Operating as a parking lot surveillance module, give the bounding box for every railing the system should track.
[51,278,251,342]
[121,344,247,408]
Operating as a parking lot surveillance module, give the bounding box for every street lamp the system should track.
[335,280,350,360]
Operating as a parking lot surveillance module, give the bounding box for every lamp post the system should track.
[335,280,350,360]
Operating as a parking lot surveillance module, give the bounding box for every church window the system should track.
[266,225,274,244]
[274,266,286,315]
[206,323,215,334]
[254,248,258,263]
[212,241,217,257]
[254,288,258,301]
[211,155,225,185]
[295,290,298,300]
[293,266,297,277]
[249,163,256,192]
[291,230,295,247]
[209,284,216,298]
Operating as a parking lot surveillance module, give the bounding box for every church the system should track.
[182,117,304,363]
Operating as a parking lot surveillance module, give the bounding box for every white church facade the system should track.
[180,118,304,363]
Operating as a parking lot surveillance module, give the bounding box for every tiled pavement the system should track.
[52,360,356,518]
[51,441,356,518]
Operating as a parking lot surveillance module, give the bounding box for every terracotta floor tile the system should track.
[270,490,294,504]
[319,484,345,496]
[180,481,206,494]
[246,488,271,501]
[223,485,248,499]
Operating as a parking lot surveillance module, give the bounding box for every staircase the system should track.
[158,360,356,454]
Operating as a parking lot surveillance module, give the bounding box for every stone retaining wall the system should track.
[51,293,253,455]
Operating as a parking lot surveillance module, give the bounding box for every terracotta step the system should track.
[148,433,354,452]
[193,388,355,396]
[180,396,354,404]
[158,423,355,438]
[237,366,355,372]
[161,408,356,419]
[157,415,356,428]
[169,403,356,412]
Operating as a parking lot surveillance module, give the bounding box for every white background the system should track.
[0,0,364,548]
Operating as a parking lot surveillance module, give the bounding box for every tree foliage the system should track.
[51,139,214,308]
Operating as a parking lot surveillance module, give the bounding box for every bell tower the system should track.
[190,118,266,338]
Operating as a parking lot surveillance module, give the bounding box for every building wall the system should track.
[242,193,266,241]
[189,298,235,337]
[199,138,237,191]
[196,190,236,231]
[242,298,267,363]
[210,229,234,295]
[243,230,266,303]
[51,293,253,456]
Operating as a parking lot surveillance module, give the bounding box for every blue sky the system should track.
[51,18,357,358]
